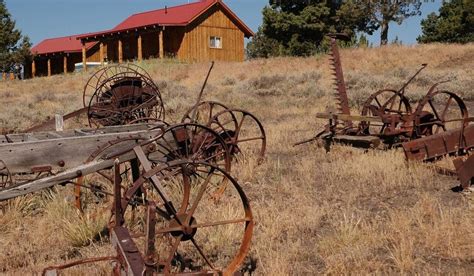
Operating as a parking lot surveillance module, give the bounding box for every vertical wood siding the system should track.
[177,6,245,62]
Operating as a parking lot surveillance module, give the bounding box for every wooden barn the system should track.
[30,0,253,77]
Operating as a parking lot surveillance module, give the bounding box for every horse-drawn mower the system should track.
[296,33,474,190]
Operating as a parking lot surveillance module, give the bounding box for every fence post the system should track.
[55,114,64,131]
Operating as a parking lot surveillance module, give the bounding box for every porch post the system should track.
[137,34,143,62]
[82,42,87,72]
[63,55,67,74]
[47,58,51,77]
[158,29,164,59]
[32,60,36,78]
[118,39,123,63]
[100,42,104,65]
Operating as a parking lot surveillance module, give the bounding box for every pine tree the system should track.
[247,0,376,58]
[0,0,31,72]
[417,0,474,43]
[364,1,422,46]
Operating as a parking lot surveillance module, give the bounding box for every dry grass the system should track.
[1,43,474,274]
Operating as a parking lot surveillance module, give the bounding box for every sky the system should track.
[5,0,442,47]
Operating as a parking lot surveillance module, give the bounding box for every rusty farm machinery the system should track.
[0,63,266,275]
[296,33,474,191]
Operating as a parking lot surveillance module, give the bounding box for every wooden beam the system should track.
[100,42,104,65]
[2,72,6,81]
[32,60,36,78]
[118,39,123,63]
[47,59,51,77]
[82,43,87,72]
[158,30,164,59]
[137,35,142,62]
[63,56,67,74]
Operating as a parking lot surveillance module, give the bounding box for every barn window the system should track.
[210,36,222,49]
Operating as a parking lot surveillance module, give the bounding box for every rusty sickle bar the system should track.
[328,33,352,128]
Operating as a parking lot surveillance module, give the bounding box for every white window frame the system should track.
[209,36,222,49]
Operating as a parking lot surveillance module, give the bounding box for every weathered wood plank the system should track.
[0,160,113,201]
[0,128,163,173]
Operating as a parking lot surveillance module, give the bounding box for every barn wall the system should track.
[177,6,245,62]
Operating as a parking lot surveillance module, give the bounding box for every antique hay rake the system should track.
[296,33,474,190]
[24,64,166,133]
[0,63,266,274]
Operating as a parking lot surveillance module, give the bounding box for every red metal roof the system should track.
[78,0,254,39]
[32,0,253,55]
[31,35,96,55]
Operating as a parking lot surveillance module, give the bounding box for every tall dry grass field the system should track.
[0,43,473,274]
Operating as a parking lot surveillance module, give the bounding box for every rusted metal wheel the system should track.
[74,136,150,209]
[359,89,412,135]
[0,160,13,189]
[83,64,165,127]
[209,109,266,164]
[413,90,468,137]
[83,64,155,107]
[118,160,253,275]
[150,123,232,173]
[181,101,231,125]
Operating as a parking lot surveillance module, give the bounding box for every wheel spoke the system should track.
[235,136,265,143]
[190,217,251,229]
[441,96,453,122]
[164,235,183,273]
[185,172,212,224]
[428,100,442,121]
[191,237,215,269]
[374,96,382,108]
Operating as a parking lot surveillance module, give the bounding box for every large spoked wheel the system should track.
[83,64,155,107]
[209,109,266,164]
[359,89,412,135]
[119,160,253,275]
[181,101,231,125]
[149,123,232,173]
[414,90,468,137]
[84,64,165,128]
[76,137,151,208]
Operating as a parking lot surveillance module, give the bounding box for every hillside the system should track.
[0,43,473,274]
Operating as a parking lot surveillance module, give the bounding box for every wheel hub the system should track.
[170,213,197,241]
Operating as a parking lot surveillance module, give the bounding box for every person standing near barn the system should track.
[19,63,24,80]
[13,63,20,79]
